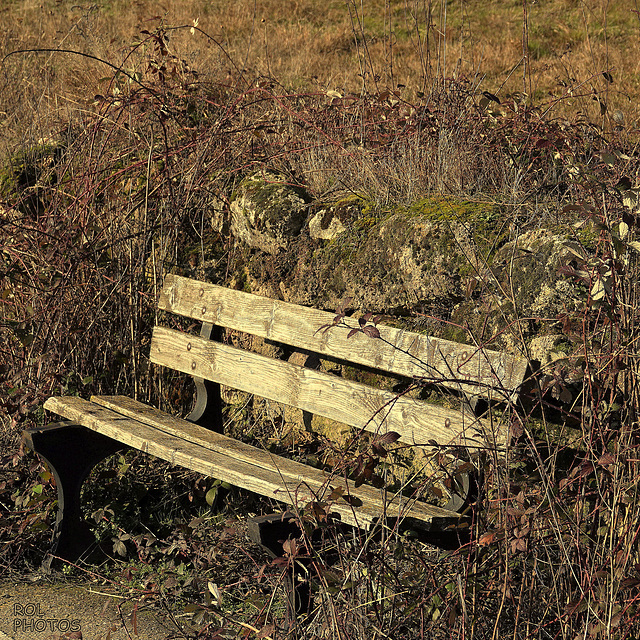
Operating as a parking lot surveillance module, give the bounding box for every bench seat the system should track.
[43,395,464,532]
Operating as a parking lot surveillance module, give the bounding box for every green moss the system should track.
[575,224,598,251]
[405,195,503,235]
[342,365,396,390]
[526,416,583,451]
[333,192,368,209]
[404,196,508,276]
[321,199,381,265]
[236,267,251,293]
[438,323,470,345]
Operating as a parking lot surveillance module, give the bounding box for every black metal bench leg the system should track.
[23,422,127,569]
[248,513,312,620]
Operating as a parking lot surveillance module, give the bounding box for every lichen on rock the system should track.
[450,228,587,352]
[289,195,509,320]
[230,170,311,254]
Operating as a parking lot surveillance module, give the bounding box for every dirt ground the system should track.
[0,578,183,640]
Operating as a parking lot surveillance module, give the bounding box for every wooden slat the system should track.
[159,274,528,398]
[43,396,462,530]
[90,394,332,482]
[150,326,506,451]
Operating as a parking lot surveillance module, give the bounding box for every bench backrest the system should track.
[152,275,528,451]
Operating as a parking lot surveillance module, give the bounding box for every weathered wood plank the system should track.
[90,394,334,482]
[159,274,528,398]
[150,326,506,451]
[43,396,462,530]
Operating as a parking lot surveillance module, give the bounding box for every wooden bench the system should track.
[25,274,528,590]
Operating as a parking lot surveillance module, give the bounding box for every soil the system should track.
[0,578,182,640]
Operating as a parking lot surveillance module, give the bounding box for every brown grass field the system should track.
[1,0,639,148]
[2,2,640,639]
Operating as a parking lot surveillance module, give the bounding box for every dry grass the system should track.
[1,0,639,155]
[1,2,640,639]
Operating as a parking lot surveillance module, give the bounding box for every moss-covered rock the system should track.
[308,193,365,240]
[0,142,64,216]
[448,228,585,352]
[225,191,588,364]
[288,196,508,317]
[230,170,311,254]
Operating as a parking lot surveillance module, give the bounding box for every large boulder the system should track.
[230,171,310,255]
[231,194,588,359]
[449,228,586,353]
[199,188,591,362]
[284,196,508,316]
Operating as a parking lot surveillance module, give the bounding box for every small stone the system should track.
[309,208,347,240]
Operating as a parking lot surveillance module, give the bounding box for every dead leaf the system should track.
[258,625,276,639]
[282,538,298,557]
[478,531,496,546]
[377,431,401,445]
[597,452,615,466]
